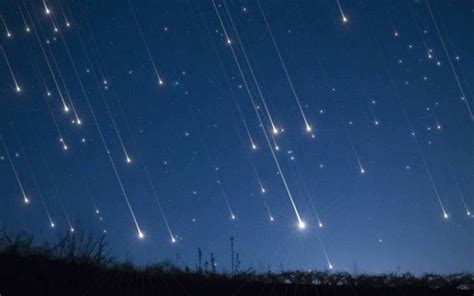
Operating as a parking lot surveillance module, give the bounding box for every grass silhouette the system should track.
[0,228,472,295]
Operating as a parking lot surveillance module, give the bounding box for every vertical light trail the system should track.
[256,0,313,133]
[29,54,69,150]
[68,27,132,164]
[108,86,177,242]
[194,3,272,222]
[366,15,448,219]
[17,3,31,32]
[313,231,333,270]
[407,2,440,64]
[56,0,71,27]
[368,100,380,126]
[10,119,55,228]
[429,107,441,130]
[425,0,473,121]
[198,9,257,150]
[293,165,324,228]
[222,0,280,136]
[28,8,70,112]
[1,137,29,204]
[334,0,348,23]
[127,0,164,85]
[42,0,51,15]
[33,132,75,231]
[209,1,305,227]
[65,18,144,238]
[0,46,21,93]
[0,15,12,37]
[142,165,176,243]
[46,41,82,125]
[59,198,74,232]
[452,175,471,217]
[211,0,232,45]
[314,53,366,174]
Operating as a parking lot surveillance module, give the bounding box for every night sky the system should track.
[0,0,473,274]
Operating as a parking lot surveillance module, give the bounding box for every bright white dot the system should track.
[126,157,132,164]
[64,106,70,112]
[66,22,71,27]
[77,119,82,125]
[50,222,55,228]
[171,237,176,243]
[306,125,312,132]
[272,128,279,135]
[394,32,399,37]
[95,209,100,214]
[360,168,366,174]
[329,263,334,270]
[15,86,21,93]
[226,38,231,45]
[342,16,348,23]
[24,197,30,204]
[63,145,68,151]
[138,231,145,239]
[443,212,448,219]
[81,138,86,143]
[298,220,306,230]
[159,79,164,85]
[270,216,274,222]
[70,228,75,233]
[231,214,236,220]
[261,187,266,193]
[26,27,31,32]
[275,145,280,151]
[47,91,52,96]
[252,144,257,150]
[318,222,323,228]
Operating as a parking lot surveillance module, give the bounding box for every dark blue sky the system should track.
[0,0,472,274]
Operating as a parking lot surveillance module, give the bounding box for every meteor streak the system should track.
[257,0,313,133]
[128,0,164,86]
[0,46,21,93]
[1,137,29,204]
[425,0,473,121]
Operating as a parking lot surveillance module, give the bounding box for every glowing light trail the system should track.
[1,137,29,204]
[127,0,164,85]
[257,0,313,133]
[425,0,473,121]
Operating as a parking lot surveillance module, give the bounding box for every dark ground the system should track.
[1,253,472,296]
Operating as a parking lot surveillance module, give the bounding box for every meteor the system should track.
[0,46,22,93]
[28,8,70,112]
[10,118,56,228]
[334,0,348,23]
[210,1,304,226]
[211,0,232,46]
[221,1,280,136]
[128,0,164,86]
[425,0,473,121]
[0,15,12,38]
[1,138,30,204]
[257,0,313,134]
